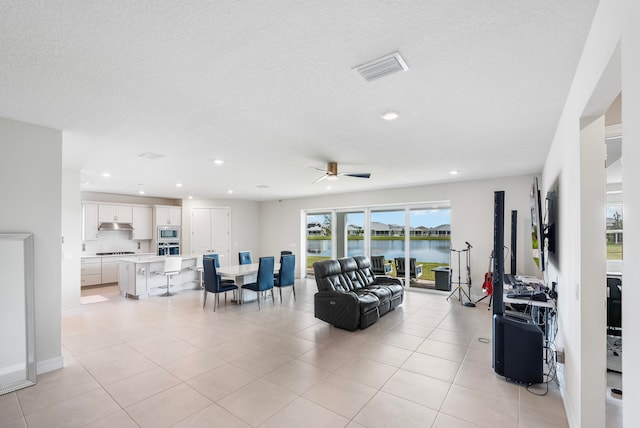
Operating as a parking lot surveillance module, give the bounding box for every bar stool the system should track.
[191,255,204,289]
[156,257,183,296]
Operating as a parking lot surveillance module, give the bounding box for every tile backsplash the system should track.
[83,230,151,254]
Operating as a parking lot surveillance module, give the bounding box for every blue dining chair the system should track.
[241,256,274,309]
[274,254,295,302]
[203,253,234,284]
[203,257,238,311]
[238,250,253,265]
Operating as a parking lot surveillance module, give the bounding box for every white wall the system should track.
[258,175,539,298]
[181,198,260,264]
[541,2,624,426]
[61,168,81,316]
[0,117,63,373]
[621,0,640,425]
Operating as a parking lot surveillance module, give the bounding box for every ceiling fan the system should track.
[312,162,371,183]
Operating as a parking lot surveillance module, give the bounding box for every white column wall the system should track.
[0,117,63,373]
[622,0,640,425]
[258,175,538,298]
[61,168,81,316]
[541,2,623,426]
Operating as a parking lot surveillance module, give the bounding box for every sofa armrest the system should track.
[371,276,403,286]
[314,291,360,331]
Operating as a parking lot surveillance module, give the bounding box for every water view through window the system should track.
[305,206,451,281]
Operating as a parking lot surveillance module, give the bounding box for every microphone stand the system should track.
[463,241,476,307]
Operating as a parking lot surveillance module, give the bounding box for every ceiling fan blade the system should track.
[339,172,371,179]
[312,174,329,184]
[310,166,328,172]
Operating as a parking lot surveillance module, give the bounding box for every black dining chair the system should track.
[274,254,296,302]
[238,250,253,265]
[241,256,275,309]
[203,257,238,311]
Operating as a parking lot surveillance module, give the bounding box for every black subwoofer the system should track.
[493,314,544,384]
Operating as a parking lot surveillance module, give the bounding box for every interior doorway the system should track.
[604,98,623,428]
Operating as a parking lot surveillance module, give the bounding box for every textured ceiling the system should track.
[0,1,599,201]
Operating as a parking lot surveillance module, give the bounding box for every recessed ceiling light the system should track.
[188,195,193,199]
[381,111,399,121]
[101,172,111,178]
[213,159,224,165]
[176,183,183,187]
[449,170,459,175]
[227,190,233,194]
[326,186,332,190]
[82,181,91,186]
[138,190,145,195]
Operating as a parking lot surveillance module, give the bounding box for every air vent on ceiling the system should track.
[354,51,409,81]
[139,152,164,160]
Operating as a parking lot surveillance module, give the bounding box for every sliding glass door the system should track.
[303,203,451,283]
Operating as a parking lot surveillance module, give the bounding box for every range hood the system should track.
[98,222,134,231]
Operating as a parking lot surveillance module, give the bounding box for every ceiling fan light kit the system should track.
[312,161,371,183]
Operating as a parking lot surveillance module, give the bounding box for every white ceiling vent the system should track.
[139,152,164,160]
[354,52,409,81]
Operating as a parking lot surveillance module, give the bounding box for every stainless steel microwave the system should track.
[158,226,180,241]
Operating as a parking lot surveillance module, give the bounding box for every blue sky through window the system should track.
[307,209,450,228]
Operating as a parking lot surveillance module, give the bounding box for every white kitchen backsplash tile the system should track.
[83,231,151,254]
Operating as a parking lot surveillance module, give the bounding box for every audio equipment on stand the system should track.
[447,242,474,307]
[492,191,544,384]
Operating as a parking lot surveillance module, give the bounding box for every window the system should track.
[304,203,451,283]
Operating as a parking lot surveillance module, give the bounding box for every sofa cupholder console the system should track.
[313,256,404,331]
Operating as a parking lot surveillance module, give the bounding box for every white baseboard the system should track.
[37,356,64,375]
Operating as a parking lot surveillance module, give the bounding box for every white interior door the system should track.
[210,208,230,266]
[191,208,230,265]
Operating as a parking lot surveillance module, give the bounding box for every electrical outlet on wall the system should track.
[556,348,565,364]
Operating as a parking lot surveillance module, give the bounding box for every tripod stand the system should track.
[447,242,474,306]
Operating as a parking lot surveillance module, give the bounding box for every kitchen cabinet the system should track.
[118,261,140,297]
[99,204,133,223]
[81,257,101,286]
[155,206,181,226]
[82,203,99,241]
[101,259,119,283]
[132,206,153,240]
[118,256,196,299]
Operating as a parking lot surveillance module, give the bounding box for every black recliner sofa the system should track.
[313,256,404,331]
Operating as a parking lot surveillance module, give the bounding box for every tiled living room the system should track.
[2,281,567,428]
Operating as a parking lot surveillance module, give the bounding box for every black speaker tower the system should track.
[510,210,517,274]
[492,192,544,384]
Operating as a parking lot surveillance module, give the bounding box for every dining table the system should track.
[217,262,280,303]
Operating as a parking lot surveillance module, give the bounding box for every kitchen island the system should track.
[118,255,197,299]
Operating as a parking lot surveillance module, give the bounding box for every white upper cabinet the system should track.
[155,206,181,226]
[132,206,153,240]
[98,204,133,223]
[82,203,99,241]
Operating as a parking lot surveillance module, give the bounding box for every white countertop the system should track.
[81,252,155,259]
[118,255,197,264]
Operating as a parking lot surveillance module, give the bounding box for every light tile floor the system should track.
[1,280,572,427]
